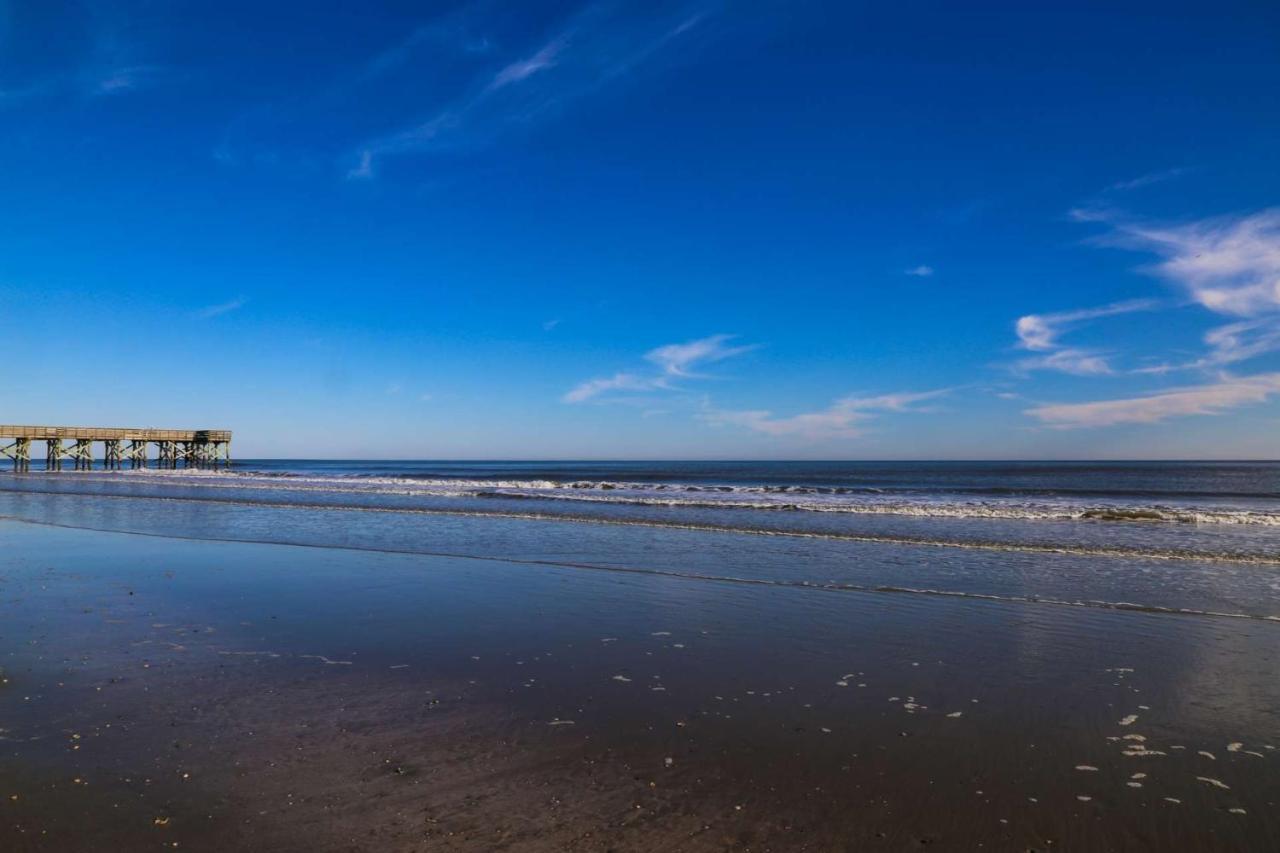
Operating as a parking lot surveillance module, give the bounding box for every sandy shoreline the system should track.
[2,520,1278,851]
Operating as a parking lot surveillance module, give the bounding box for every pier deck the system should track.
[0,425,231,471]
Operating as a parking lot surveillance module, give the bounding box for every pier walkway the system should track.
[0,425,231,472]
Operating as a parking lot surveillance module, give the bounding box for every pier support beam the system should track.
[1,438,31,472]
[126,440,148,469]
[69,439,94,471]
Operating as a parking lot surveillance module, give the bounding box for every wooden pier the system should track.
[0,426,231,472]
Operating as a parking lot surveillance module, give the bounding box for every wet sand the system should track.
[2,519,1278,851]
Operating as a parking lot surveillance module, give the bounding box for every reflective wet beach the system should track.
[3,513,1278,851]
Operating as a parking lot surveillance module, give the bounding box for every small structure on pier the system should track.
[0,426,231,472]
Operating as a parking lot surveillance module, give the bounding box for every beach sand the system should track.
[2,519,1277,851]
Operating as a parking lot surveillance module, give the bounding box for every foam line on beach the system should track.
[3,515,1279,625]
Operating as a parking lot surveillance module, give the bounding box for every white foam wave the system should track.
[84,469,1280,527]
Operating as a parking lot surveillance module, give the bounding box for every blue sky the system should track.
[2,1,1279,459]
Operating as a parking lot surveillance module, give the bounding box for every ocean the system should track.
[2,460,1278,620]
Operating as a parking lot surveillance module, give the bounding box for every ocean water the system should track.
[2,460,1279,620]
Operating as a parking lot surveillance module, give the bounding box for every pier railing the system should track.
[0,425,232,472]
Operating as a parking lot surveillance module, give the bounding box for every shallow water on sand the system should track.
[2,517,1279,850]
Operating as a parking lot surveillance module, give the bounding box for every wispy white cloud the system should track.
[1015,300,1155,352]
[195,297,247,319]
[702,390,947,440]
[346,150,374,180]
[563,372,665,403]
[904,265,934,277]
[671,13,708,37]
[358,16,493,84]
[487,38,565,91]
[351,2,711,175]
[1020,348,1115,376]
[0,3,177,108]
[1197,319,1280,367]
[645,334,757,377]
[94,65,160,95]
[542,318,561,331]
[564,334,755,403]
[216,6,494,169]
[1012,299,1156,375]
[1,62,160,104]
[1105,167,1187,193]
[1071,207,1280,318]
[1060,208,1280,375]
[1025,372,1280,428]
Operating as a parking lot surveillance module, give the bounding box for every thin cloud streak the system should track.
[1025,373,1280,428]
[1013,299,1156,376]
[1197,320,1280,368]
[563,372,665,403]
[1105,167,1187,192]
[195,297,247,319]
[487,38,565,91]
[2,65,160,104]
[94,65,161,95]
[358,15,493,84]
[351,2,712,174]
[1020,348,1114,376]
[645,334,757,377]
[703,390,947,440]
[346,150,374,180]
[564,334,755,403]
[1016,299,1156,352]
[1121,319,1280,375]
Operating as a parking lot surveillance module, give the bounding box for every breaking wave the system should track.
[55,469,1280,527]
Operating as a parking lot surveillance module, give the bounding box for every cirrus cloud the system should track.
[1071,207,1280,318]
[1025,372,1280,428]
[194,296,247,319]
[562,372,665,403]
[348,2,713,177]
[645,333,757,377]
[702,390,948,440]
[564,334,757,403]
[1012,299,1157,376]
